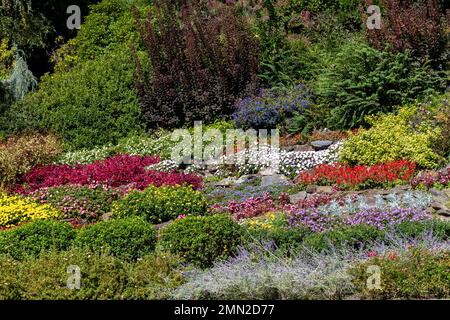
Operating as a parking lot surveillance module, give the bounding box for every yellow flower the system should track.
[0,193,61,228]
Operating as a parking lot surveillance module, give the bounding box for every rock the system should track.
[206,164,220,173]
[213,177,235,187]
[443,189,450,198]
[306,185,318,194]
[293,144,315,152]
[431,201,446,211]
[429,188,449,200]
[281,145,295,152]
[289,191,307,204]
[317,186,333,194]
[394,185,410,191]
[259,167,277,176]
[235,174,259,185]
[310,140,333,151]
[260,174,292,187]
[436,208,450,217]
[101,212,112,221]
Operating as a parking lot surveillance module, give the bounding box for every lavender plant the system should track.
[173,230,449,300]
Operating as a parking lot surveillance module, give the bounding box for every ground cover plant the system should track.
[13,154,203,193]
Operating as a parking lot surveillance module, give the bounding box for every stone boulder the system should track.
[260,174,292,187]
[310,140,333,151]
[289,191,307,204]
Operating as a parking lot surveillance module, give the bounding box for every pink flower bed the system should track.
[211,192,289,220]
[14,154,203,193]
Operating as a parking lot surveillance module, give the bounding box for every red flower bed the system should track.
[295,160,416,190]
[13,154,203,193]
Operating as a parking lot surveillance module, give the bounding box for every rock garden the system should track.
[0,0,449,300]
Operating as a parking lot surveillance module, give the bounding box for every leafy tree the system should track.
[0,0,96,77]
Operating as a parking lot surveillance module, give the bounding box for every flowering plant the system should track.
[223,143,341,177]
[28,185,121,225]
[212,192,288,220]
[296,160,417,190]
[233,85,310,129]
[411,167,450,189]
[0,193,62,228]
[287,206,431,232]
[14,154,203,193]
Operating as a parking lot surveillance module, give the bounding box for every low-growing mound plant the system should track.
[300,220,450,252]
[159,215,244,268]
[173,244,356,300]
[0,193,62,228]
[74,217,157,260]
[112,185,208,224]
[0,220,75,259]
[295,160,417,190]
[340,106,443,169]
[350,248,450,299]
[29,185,121,225]
[14,154,203,193]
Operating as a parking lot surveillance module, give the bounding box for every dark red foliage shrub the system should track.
[14,154,203,193]
[296,160,417,190]
[132,0,259,128]
[361,0,448,63]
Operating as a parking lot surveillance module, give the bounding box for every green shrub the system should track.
[3,45,144,151]
[350,248,449,299]
[340,105,443,168]
[316,40,444,129]
[159,215,244,268]
[0,248,184,300]
[247,226,313,251]
[302,224,385,252]
[1,0,151,151]
[53,0,146,71]
[395,220,450,239]
[75,217,156,260]
[111,185,208,224]
[0,133,62,187]
[0,220,76,260]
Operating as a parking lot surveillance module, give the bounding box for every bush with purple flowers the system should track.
[233,85,310,129]
[287,207,432,232]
